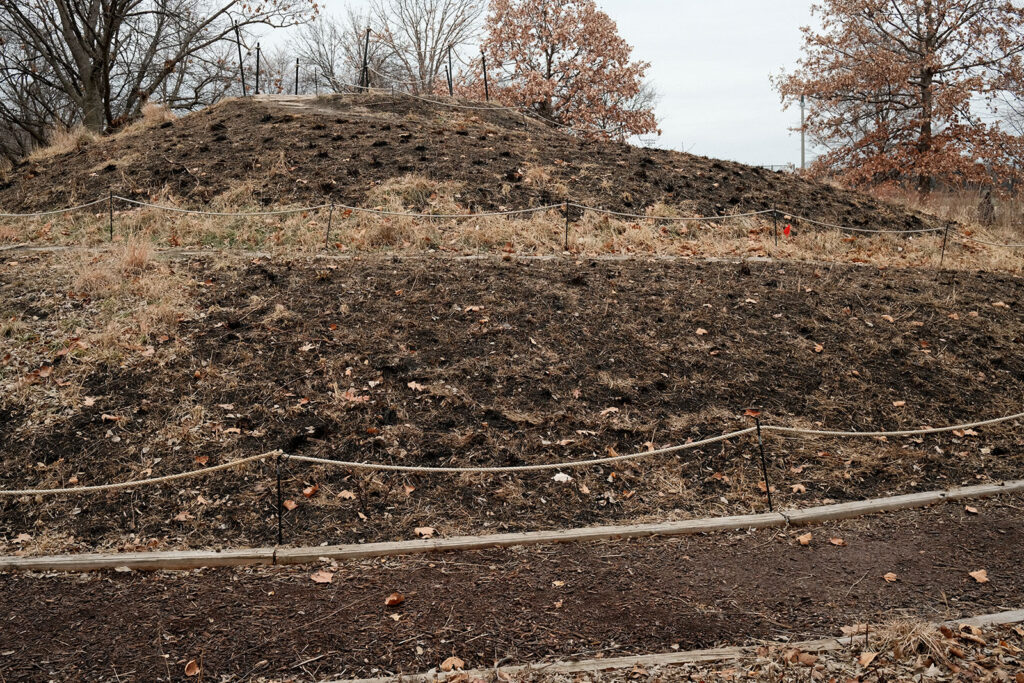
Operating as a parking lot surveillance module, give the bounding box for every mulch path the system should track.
[1,496,1022,681]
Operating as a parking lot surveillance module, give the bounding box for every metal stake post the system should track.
[233,23,246,96]
[325,202,335,248]
[294,58,299,96]
[361,28,371,90]
[564,200,570,251]
[482,51,490,102]
[773,206,778,247]
[275,453,283,545]
[448,45,454,96]
[939,224,950,270]
[255,44,261,95]
[755,417,773,512]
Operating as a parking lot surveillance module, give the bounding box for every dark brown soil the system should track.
[0,94,938,233]
[1,253,1022,554]
[1,496,1022,681]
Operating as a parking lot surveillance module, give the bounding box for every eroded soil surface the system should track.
[0,94,937,233]
[1,253,1022,554]
[0,497,1022,681]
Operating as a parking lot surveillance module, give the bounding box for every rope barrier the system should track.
[1,410,1021,496]
[0,197,108,218]
[957,234,1024,249]
[762,411,1024,438]
[116,196,331,217]
[783,212,946,235]
[284,428,756,474]
[2,192,1021,246]
[0,451,280,497]
[571,204,775,222]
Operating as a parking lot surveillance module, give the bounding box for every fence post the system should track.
[361,28,371,90]
[564,200,570,251]
[482,50,490,102]
[772,205,778,247]
[233,23,246,97]
[325,201,335,249]
[108,189,113,241]
[939,223,950,270]
[445,65,453,97]
[755,416,773,512]
[294,58,299,96]
[275,453,284,545]
[255,43,261,95]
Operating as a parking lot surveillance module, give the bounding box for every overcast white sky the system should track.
[299,1,816,166]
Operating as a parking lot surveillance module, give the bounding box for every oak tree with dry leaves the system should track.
[774,0,1024,194]
[471,0,659,141]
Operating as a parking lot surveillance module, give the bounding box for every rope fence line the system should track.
[5,192,1024,255]
[1,410,1021,497]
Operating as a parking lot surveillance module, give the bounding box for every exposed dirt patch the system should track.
[0,94,938,233]
[0,497,1021,681]
[1,252,1022,554]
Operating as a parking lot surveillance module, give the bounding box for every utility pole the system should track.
[800,94,806,171]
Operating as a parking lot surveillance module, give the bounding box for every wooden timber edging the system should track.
[335,609,1024,683]
[1,479,1021,573]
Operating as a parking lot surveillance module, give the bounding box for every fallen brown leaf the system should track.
[969,569,989,584]
[883,572,898,583]
[385,592,405,606]
[859,651,877,667]
[184,660,200,676]
[440,656,465,672]
[283,499,298,511]
[797,532,812,546]
[830,537,847,547]
[310,569,334,584]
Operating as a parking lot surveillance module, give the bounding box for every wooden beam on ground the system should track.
[336,608,1024,683]
[1,480,1021,573]
[275,511,786,565]
[0,547,275,572]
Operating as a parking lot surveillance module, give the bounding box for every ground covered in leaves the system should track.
[0,94,937,233]
[0,497,1021,681]
[1,251,1023,554]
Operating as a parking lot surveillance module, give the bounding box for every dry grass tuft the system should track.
[28,126,98,161]
[117,103,177,137]
[118,235,152,275]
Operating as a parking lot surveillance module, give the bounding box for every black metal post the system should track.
[233,23,246,96]
[295,58,299,95]
[325,202,335,248]
[108,189,113,241]
[939,224,950,270]
[772,206,778,247]
[445,65,453,97]
[482,51,490,101]
[275,453,283,545]
[564,200,570,251]
[361,28,371,90]
[255,43,261,95]
[448,45,454,96]
[755,417,773,512]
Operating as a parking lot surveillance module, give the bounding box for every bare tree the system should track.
[296,9,403,92]
[371,0,483,94]
[0,0,315,140]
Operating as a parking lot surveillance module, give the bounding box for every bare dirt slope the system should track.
[0,94,936,232]
[1,252,1022,554]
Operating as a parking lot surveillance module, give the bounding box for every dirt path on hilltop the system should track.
[1,496,1022,681]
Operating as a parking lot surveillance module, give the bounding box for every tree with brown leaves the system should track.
[474,0,659,141]
[774,0,1024,194]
